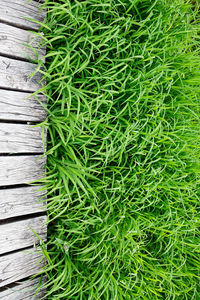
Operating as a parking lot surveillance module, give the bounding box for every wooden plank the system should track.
[0,56,42,92]
[0,186,45,220]
[0,248,45,287]
[0,156,46,186]
[0,23,45,60]
[0,123,44,154]
[0,90,46,122]
[0,216,46,255]
[0,277,46,300]
[0,0,45,30]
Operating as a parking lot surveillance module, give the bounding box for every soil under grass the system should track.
[36,1,200,299]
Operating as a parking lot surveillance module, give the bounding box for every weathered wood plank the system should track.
[0,216,46,255]
[0,156,46,186]
[0,0,45,30]
[0,186,45,220]
[0,123,44,153]
[0,90,46,122]
[0,23,45,60]
[0,277,46,300]
[0,248,45,287]
[0,56,42,92]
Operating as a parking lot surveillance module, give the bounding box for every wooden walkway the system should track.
[0,1,46,298]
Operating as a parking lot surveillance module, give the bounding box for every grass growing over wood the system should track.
[36,0,200,298]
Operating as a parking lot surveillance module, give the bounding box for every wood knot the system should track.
[0,35,7,41]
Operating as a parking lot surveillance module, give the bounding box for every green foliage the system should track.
[37,0,200,298]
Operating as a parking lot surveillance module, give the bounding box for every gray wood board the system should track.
[0,156,46,186]
[0,89,46,122]
[0,56,43,92]
[0,23,45,60]
[0,0,45,30]
[0,186,45,220]
[0,277,46,300]
[0,216,47,255]
[0,248,45,287]
[0,123,44,153]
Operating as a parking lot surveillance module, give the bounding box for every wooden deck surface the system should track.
[0,1,46,298]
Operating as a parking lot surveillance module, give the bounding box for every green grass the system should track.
[36,0,200,298]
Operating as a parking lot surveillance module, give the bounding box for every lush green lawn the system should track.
[37,0,200,298]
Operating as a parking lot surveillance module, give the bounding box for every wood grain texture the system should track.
[0,248,45,287]
[0,2,47,295]
[0,186,46,220]
[0,0,45,30]
[0,89,46,122]
[0,123,44,153]
[0,155,46,186]
[0,56,43,92]
[0,277,46,300]
[0,23,45,60]
[0,216,47,255]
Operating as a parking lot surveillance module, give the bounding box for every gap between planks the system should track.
[0,0,45,31]
[0,277,46,300]
[0,248,45,288]
[0,23,45,61]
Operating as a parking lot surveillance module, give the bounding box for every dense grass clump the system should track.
[37,0,200,299]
